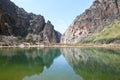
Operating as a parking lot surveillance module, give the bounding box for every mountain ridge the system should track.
[61,0,120,44]
[0,0,61,45]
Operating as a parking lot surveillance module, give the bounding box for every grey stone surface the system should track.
[61,0,120,44]
[0,0,61,43]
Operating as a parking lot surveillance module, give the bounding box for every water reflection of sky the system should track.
[0,48,120,80]
[23,55,83,80]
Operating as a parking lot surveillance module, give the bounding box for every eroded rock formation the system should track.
[0,0,61,44]
[61,0,120,44]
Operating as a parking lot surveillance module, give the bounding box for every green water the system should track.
[0,48,120,80]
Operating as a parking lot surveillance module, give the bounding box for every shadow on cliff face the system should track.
[0,0,61,43]
[0,48,61,80]
[61,48,120,80]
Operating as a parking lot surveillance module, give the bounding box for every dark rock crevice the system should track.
[115,0,119,14]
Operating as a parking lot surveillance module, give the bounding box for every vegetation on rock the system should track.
[80,21,120,44]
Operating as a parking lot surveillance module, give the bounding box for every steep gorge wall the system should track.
[61,0,120,44]
[0,0,61,43]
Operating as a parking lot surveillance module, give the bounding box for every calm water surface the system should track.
[0,47,120,80]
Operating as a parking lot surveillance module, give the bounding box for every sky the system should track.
[10,0,94,34]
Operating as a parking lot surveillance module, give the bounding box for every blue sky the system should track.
[11,0,94,34]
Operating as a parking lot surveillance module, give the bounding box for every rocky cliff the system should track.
[0,0,61,44]
[61,0,120,44]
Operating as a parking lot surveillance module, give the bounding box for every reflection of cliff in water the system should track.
[0,48,61,80]
[61,48,120,80]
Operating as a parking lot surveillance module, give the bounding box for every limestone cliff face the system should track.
[61,0,120,44]
[0,0,61,43]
